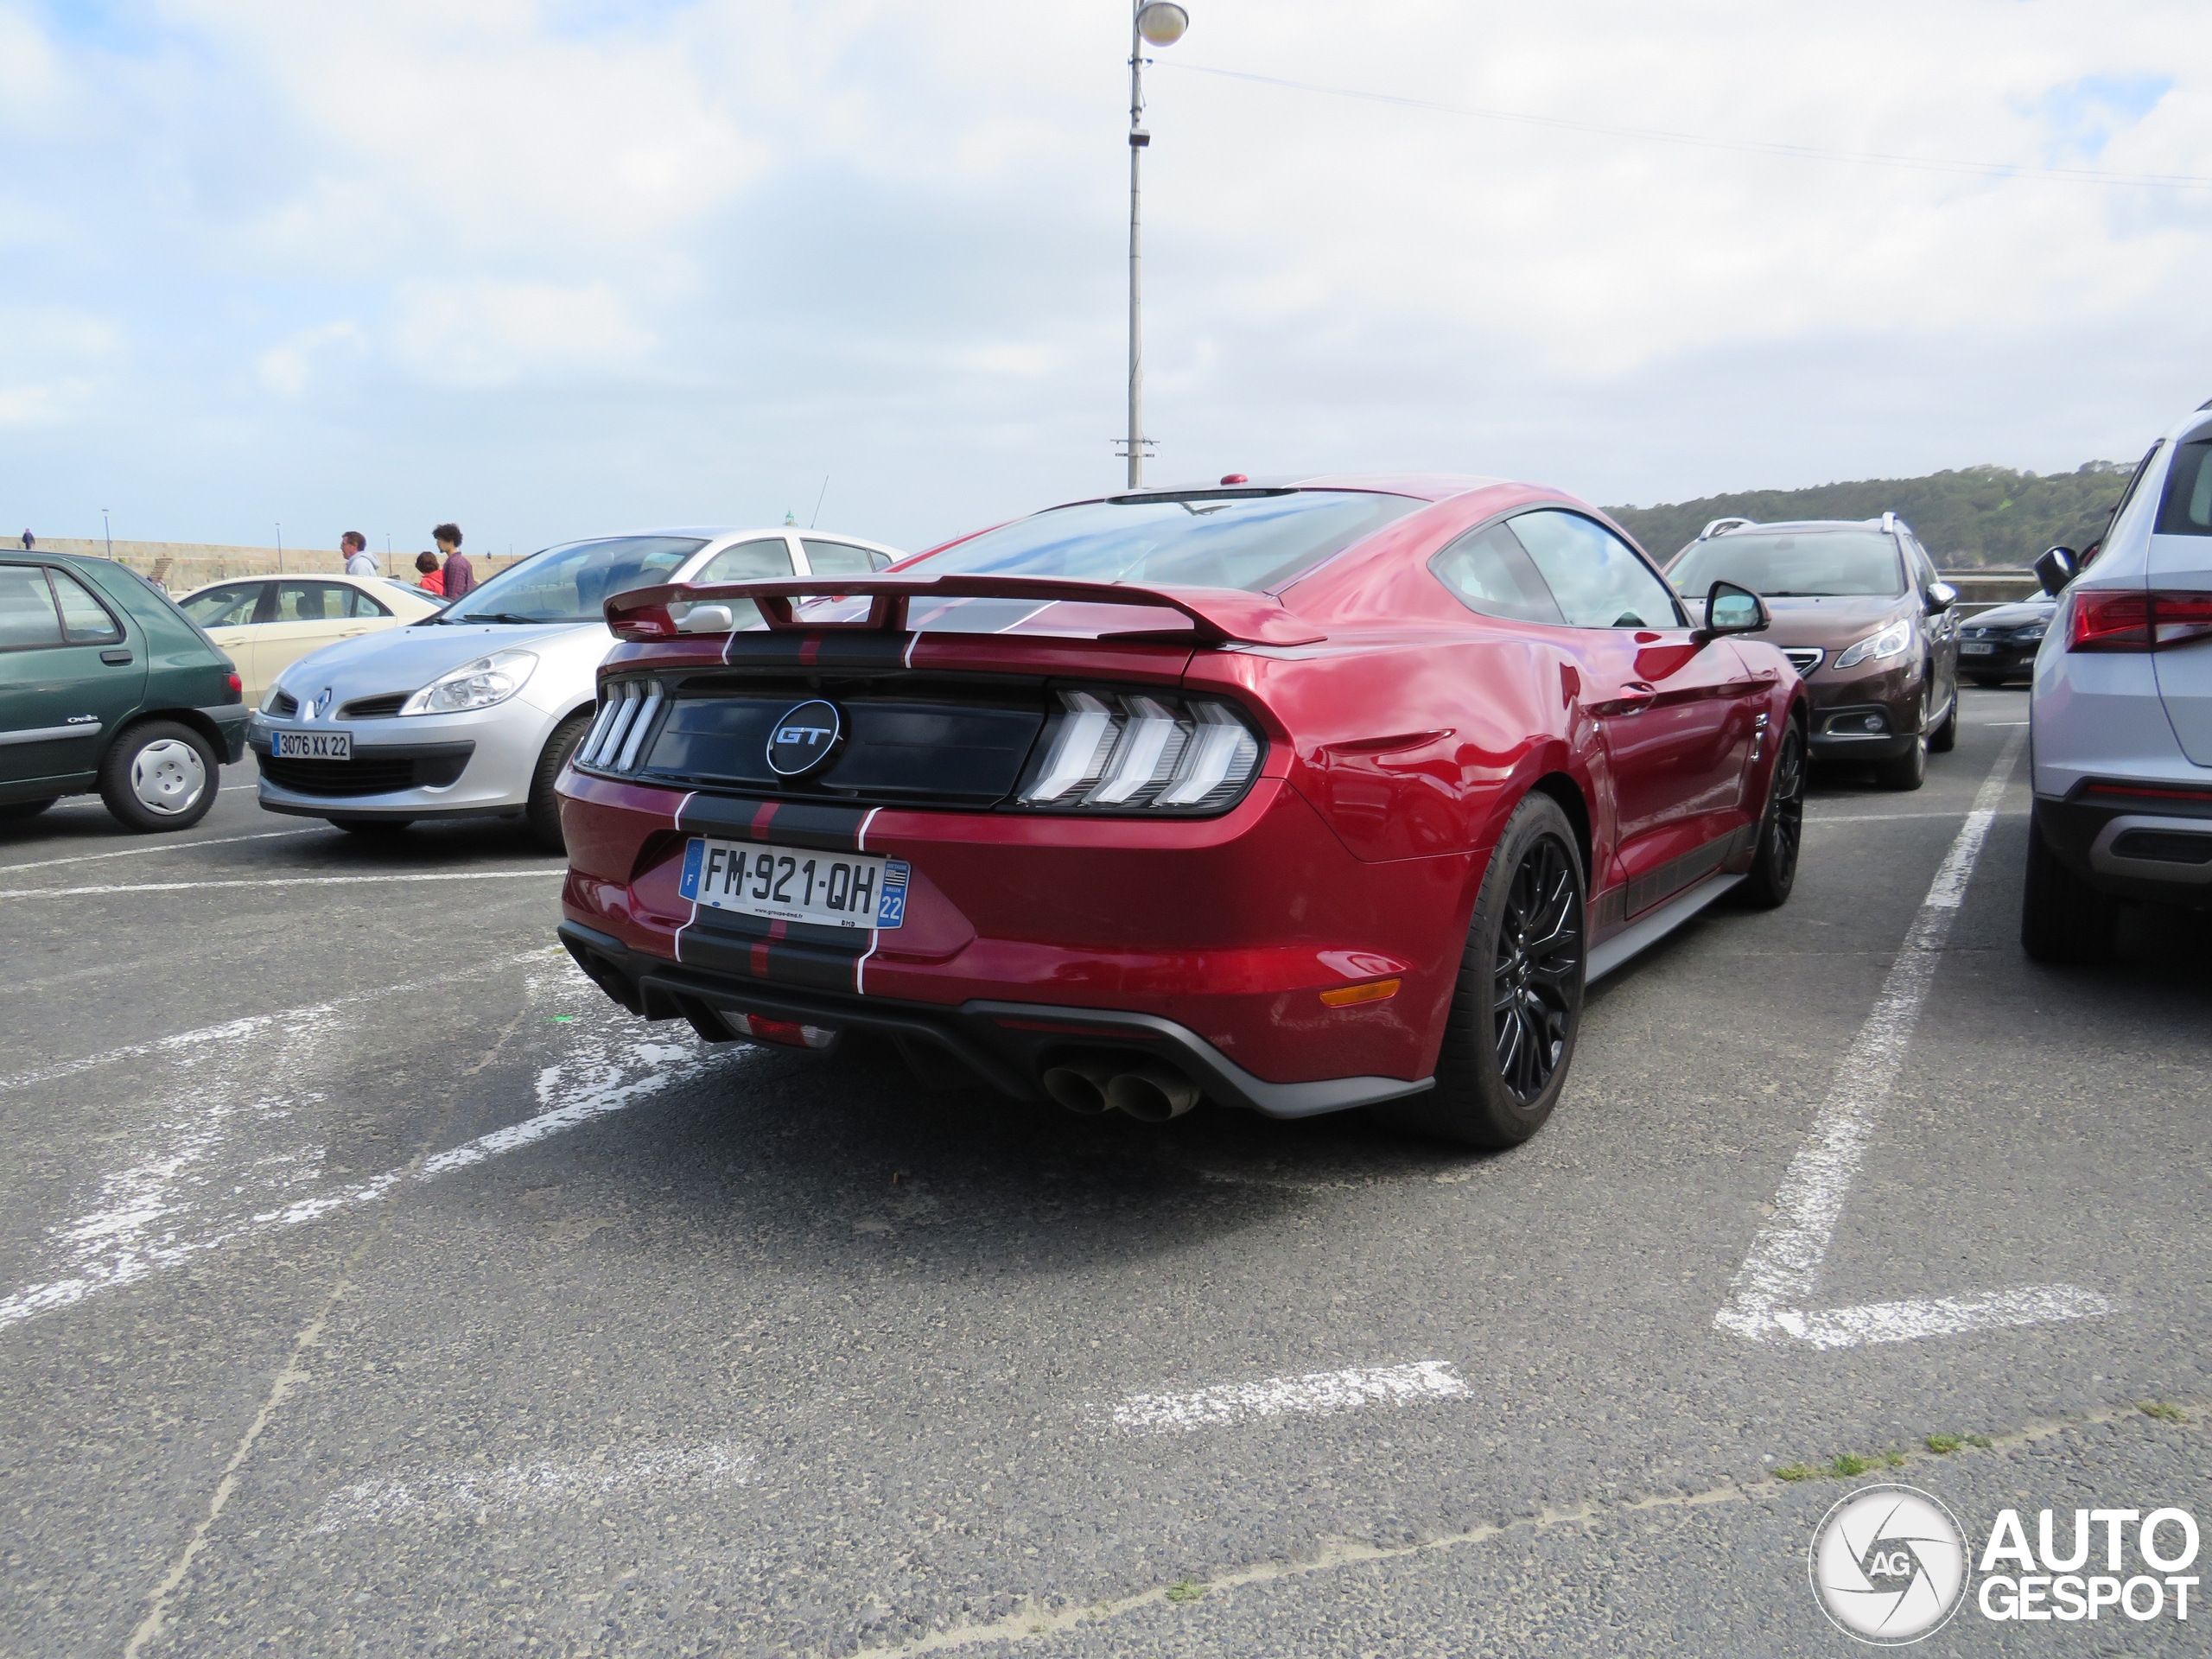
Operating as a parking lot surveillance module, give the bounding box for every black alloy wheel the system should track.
[1734,720,1804,909]
[1491,836,1580,1103]
[1373,791,1586,1148]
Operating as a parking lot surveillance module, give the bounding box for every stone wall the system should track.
[22,537,524,593]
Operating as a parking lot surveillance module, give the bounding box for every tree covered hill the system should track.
[1607,461,2139,568]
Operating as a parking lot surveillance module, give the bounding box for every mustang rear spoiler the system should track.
[604,574,1327,647]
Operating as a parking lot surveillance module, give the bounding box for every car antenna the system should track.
[810,474,830,529]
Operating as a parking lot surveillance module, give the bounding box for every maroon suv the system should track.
[1667,515,1960,791]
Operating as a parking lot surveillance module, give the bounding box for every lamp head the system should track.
[1135,3,1190,47]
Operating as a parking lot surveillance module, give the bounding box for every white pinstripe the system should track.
[669,791,699,963]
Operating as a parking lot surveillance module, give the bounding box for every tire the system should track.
[1732,719,1804,910]
[1873,701,1928,791]
[2021,806,2118,964]
[0,798,58,822]
[331,816,414,836]
[98,720,218,832]
[1372,793,1586,1148]
[1969,675,2004,689]
[526,712,594,854]
[1927,696,1957,753]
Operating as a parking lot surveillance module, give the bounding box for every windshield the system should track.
[916,491,1422,594]
[442,536,709,623]
[1667,529,1905,598]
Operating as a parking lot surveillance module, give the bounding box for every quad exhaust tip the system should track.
[1042,1058,1200,1122]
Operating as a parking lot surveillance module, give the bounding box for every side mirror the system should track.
[1696,579,1769,640]
[2034,546,2079,598]
[1924,580,1958,615]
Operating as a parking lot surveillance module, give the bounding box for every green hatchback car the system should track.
[0,553,250,832]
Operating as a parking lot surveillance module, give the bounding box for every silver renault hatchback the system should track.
[250,526,901,849]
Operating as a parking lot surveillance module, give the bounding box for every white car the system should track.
[249,526,902,848]
[2023,397,2212,960]
[179,573,444,705]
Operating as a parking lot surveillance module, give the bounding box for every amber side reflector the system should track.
[1319,977,1401,1008]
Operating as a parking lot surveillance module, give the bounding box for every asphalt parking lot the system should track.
[3,685,2206,1657]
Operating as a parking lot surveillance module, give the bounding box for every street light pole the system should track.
[102,508,111,559]
[276,523,283,575]
[1122,3,1188,491]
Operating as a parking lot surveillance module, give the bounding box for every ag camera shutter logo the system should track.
[766,699,842,779]
[1809,1484,1969,1644]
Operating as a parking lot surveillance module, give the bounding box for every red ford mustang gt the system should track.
[556,474,1807,1146]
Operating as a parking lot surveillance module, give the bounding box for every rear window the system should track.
[916,490,1422,594]
[1667,529,1905,598]
[2154,438,2212,537]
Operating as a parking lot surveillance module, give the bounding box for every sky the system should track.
[2,0,2208,559]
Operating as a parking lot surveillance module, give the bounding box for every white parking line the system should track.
[1805,810,2029,825]
[0,829,320,873]
[0,962,730,1332]
[0,947,561,1093]
[309,1441,754,1535]
[1107,1361,1469,1434]
[0,868,560,901]
[1715,726,2115,1348]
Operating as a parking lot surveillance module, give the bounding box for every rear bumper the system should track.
[556,769,1475,1098]
[197,703,251,765]
[558,920,1433,1118]
[2036,795,2212,906]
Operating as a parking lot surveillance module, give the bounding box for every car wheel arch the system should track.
[116,707,227,762]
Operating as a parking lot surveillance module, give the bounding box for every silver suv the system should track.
[2023,397,2212,960]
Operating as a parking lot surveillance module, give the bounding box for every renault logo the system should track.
[766,699,842,779]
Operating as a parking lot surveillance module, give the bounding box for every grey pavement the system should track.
[1,693,2204,1658]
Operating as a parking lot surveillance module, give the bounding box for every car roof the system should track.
[1709,518,1903,534]
[1061,472,1507,509]
[536,527,904,554]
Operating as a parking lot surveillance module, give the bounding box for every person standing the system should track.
[19,530,31,550]
[414,551,446,597]
[435,523,474,601]
[341,531,377,577]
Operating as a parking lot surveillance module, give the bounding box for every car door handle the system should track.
[100,648,134,665]
[1596,682,1657,715]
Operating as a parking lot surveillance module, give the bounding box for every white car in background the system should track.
[179,573,444,705]
[249,527,902,849]
[2024,397,2212,960]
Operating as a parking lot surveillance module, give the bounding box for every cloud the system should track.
[0,0,2206,553]
[388,281,655,387]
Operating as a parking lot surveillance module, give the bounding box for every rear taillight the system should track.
[1015,689,1264,815]
[225,673,242,702]
[575,678,664,772]
[2068,590,2212,652]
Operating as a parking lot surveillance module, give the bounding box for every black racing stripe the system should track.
[680,907,870,953]
[677,918,867,992]
[719,632,912,670]
[677,794,870,851]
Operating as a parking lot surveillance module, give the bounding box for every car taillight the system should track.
[2068,590,2212,652]
[225,673,242,702]
[1015,689,1264,814]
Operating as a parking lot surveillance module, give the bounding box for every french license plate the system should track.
[1961,642,1995,656]
[678,837,909,930]
[270,730,353,760]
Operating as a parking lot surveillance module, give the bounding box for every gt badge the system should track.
[766,699,842,779]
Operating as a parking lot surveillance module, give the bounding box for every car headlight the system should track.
[1834,619,1912,671]
[2016,625,2046,642]
[398,650,537,716]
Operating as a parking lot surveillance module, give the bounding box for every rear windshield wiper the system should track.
[449,611,553,625]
